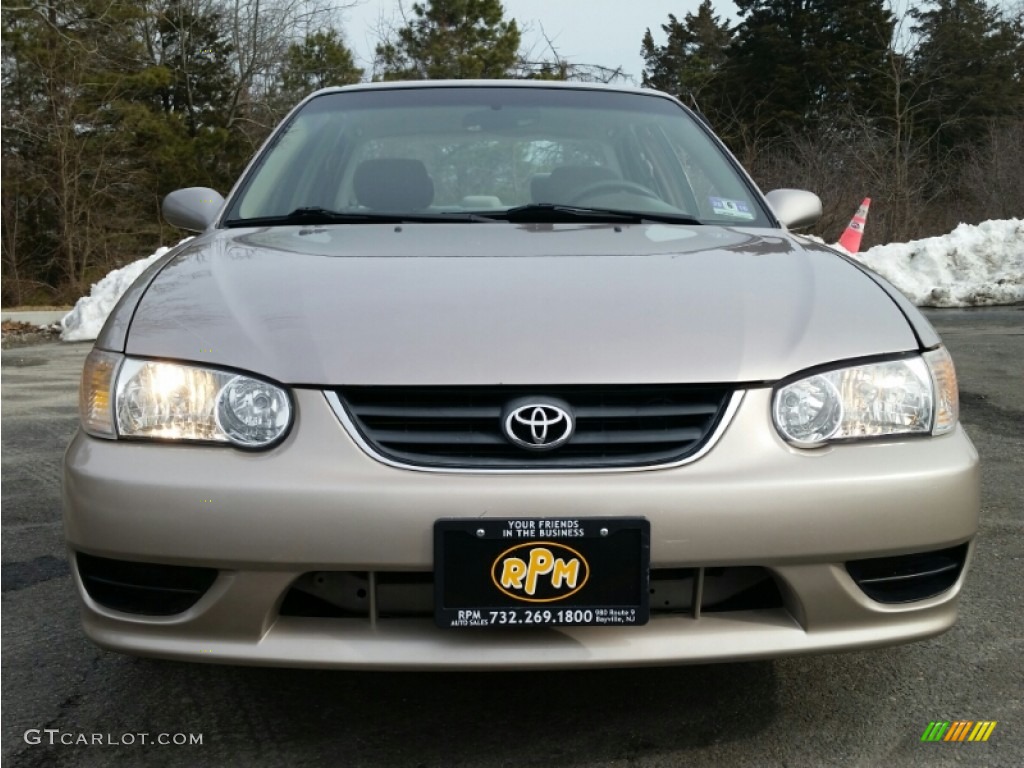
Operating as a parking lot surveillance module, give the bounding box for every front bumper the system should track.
[63,388,980,669]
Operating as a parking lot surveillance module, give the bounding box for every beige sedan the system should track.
[64,81,979,668]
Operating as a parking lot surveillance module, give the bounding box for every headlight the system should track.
[79,354,292,448]
[772,348,958,447]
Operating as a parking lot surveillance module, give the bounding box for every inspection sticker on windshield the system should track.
[434,518,650,628]
[709,196,755,219]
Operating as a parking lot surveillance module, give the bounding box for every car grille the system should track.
[330,384,735,469]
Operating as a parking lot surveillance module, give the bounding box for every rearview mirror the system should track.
[162,187,225,232]
[462,108,540,133]
[764,189,822,230]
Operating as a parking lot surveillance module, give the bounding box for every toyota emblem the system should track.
[502,398,575,452]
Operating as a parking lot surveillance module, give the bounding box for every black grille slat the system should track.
[378,445,700,469]
[570,428,704,445]
[336,384,733,469]
[84,576,207,596]
[575,404,720,418]
[372,430,509,446]
[856,562,960,585]
[352,406,502,419]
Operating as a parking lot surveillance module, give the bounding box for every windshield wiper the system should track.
[491,204,703,226]
[225,204,702,228]
[224,207,496,227]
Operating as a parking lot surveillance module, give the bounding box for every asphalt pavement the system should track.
[2,307,1022,767]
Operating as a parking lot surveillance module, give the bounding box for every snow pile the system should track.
[60,239,190,342]
[848,219,1024,308]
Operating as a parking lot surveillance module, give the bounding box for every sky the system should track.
[337,1,1022,82]
[338,0,739,85]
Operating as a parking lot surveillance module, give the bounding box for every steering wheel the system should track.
[568,180,661,204]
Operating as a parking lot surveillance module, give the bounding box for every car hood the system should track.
[120,224,918,385]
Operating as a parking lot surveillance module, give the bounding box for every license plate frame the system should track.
[434,517,650,629]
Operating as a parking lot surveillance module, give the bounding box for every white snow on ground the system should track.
[60,238,191,342]
[843,219,1024,308]
[58,220,1023,342]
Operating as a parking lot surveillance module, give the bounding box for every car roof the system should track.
[307,79,674,101]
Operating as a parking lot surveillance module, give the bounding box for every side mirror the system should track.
[162,187,225,232]
[764,189,822,230]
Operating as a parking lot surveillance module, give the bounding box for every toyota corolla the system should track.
[63,81,979,669]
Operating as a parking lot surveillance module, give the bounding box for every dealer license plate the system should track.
[434,518,650,629]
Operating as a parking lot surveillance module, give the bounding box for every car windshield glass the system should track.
[224,86,772,227]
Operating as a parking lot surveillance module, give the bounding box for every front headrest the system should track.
[354,159,434,210]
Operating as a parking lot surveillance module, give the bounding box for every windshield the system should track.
[224,86,772,227]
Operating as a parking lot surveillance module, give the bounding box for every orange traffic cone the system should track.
[838,197,871,253]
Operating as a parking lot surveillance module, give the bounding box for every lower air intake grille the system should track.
[332,384,734,469]
[280,567,784,620]
[846,543,969,604]
[76,553,217,616]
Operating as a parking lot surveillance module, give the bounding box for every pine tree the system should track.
[727,0,895,137]
[144,0,236,138]
[374,0,521,80]
[641,1,733,116]
[126,0,246,195]
[812,0,896,118]
[910,0,1024,154]
[280,30,363,97]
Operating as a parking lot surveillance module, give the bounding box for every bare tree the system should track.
[961,119,1024,221]
[134,0,355,134]
[221,0,347,127]
[516,23,630,83]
